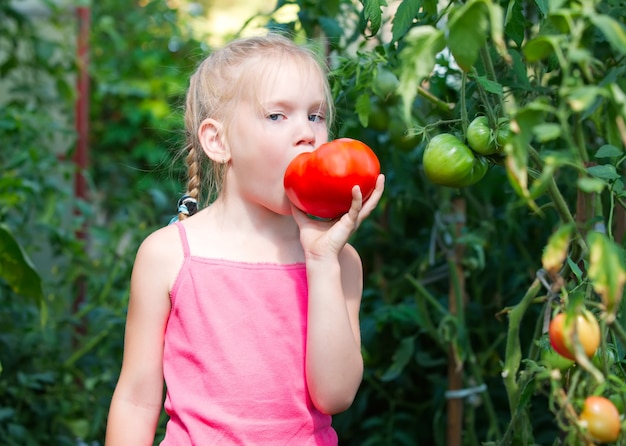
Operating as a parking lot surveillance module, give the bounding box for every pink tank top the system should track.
[160,222,338,445]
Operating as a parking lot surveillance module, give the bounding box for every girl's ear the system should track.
[198,118,230,164]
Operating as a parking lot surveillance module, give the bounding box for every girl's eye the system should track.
[267,113,284,121]
[309,113,325,123]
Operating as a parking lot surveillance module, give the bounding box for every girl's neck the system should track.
[183,198,304,264]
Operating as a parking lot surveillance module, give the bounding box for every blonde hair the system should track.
[178,33,334,219]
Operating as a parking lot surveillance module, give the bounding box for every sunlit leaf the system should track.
[523,35,563,63]
[447,0,489,72]
[533,123,561,142]
[587,232,626,322]
[397,26,445,121]
[577,177,607,193]
[541,224,573,277]
[590,14,626,56]
[565,86,605,112]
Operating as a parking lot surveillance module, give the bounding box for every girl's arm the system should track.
[294,174,385,415]
[105,228,178,445]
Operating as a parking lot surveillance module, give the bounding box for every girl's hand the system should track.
[292,174,385,261]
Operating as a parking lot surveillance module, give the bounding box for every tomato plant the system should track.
[466,116,497,155]
[423,133,489,188]
[283,138,380,219]
[579,396,621,443]
[549,310,601,361]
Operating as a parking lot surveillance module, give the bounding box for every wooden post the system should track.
[447,197,466,446]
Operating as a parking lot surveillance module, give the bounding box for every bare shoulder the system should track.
[132,223,185,293]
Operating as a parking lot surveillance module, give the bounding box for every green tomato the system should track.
[496,119,512,149]
[466,116,497,155]
[368,99,390,132]
[423,133,489,188]
[541,346,575,371]
[389,119,420,151]
[374,67,399,101]
[592,345,617,370]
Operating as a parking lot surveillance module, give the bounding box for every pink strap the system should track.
[174,222,191,258]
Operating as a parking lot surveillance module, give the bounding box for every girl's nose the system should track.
[295,118,316,147]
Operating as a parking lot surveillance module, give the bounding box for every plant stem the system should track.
[417,86,454,115]
[608,319,626,350]
[460,72,469,135]
[502,278,542,413]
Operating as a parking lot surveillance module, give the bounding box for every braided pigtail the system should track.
[176,144,201,221]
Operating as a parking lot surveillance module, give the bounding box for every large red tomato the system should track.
[284,138,380,219]
[579,396,621,443]
[548,310,600,361]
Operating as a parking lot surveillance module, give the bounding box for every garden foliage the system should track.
[1,0,625,444]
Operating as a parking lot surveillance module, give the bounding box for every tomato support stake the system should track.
[73,6,90,320]
[445,197,466,446]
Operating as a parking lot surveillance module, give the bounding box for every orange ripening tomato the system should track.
[579,396,621,443]
[283,138,380,219]
[548,310,600,361]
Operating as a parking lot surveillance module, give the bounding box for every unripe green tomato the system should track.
[592,345,617,370]
[541,346,575,371]
[374,67,399,100]
[423,133,489,187]
[368,99,390,132]
[389,120,420,151]
[496,119,512,148]
[467,116,497,155]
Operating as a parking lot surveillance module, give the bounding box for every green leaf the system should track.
[447,0,509,72]
[523,35,563,63]
[587,232,626,322]
[533,123,561,142]
[380,335,416,381]
[586,164,621,181]
[447,0,489,72]
[0,223,43,303]
[474,75,503,95]
[590,14,626,56]
[577,177,607,193]
[355,93,372,128]
[541,224,573,276]
[595,144,623,159]
[391,0,421,42]
[361,0,385,36]
[565,86,605,113]
[397,25,445,121]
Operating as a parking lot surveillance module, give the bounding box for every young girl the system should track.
[105,33,385,445]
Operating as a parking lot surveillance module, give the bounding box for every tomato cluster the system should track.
[423,116,510,188]
[283,138,380,220]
